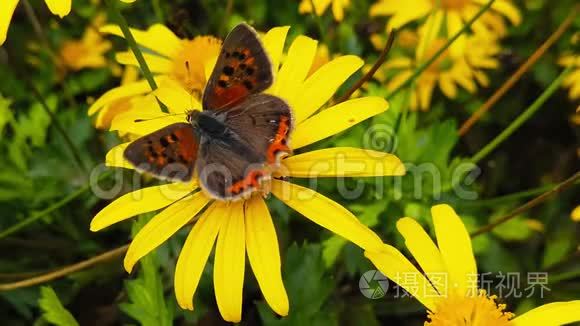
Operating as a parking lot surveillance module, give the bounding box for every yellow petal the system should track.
[90,182,196,231]
[100,24,181,58]
[110,112,184,136]
[365,245,437,311]
[384,57,413,69]
[271,36,318,101]
[417,10,444,60]
[174,202,225,310]
[511,301,580,326]
[439,74,458,98]
[119,0,136,2]
[44,0,71,18]
[262,26,290,78]
[396,217,446,294]
[331,0,345,21]
[124,191,210,272]
[0,0,19,45]
[387,70,413,91]
[299,0,332,16]
[417,77,436,110]
[109,95,185,136]
[214,201,245,322]
[475,0,522,25]
[105,142,133,169]
[572,205,580,222]
[88,79,160,116]
[271,180,383,251]
[154,78,202,114]
[370,0,431,21]
[291,55,364,124]
[447,12,466,57]
[245,196,289,316]
[283,147,405,177]
[115,51,172,73]
[387,2,431,30]
[291,97,388,149]
[431,204,477,297]
[95,98,133,130]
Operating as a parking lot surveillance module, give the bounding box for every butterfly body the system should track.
[124,23,293,201]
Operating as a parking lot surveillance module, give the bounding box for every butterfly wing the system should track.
[196,94,292,200]
[124,123,198,182]
[224,94,293,164]
[202,23,273,111]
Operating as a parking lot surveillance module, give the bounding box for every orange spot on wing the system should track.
[266,116,291,163]
[210,84,249,109]
[227,169,265,195]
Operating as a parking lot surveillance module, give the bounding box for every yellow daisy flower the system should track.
[91,26,406,322]
[369,0,520,54]
[558,54,580,101]
[365,204,580,325]
[58,14,112,72]
[87,24,222,119]
[378,32,500,111]
[299,0,351,21]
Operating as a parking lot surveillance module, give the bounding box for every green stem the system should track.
[21,0,79,110]
[309,0,329,48]
[152,0,165,22]
[26,78,88,173]
[456,183,556,208]
[0,171,112,240]
[470,171,580,237]
[105,0,168,113]
[470,66,571,164]
[386,0,496,100]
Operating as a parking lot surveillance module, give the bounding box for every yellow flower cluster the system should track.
[370,0,520,111]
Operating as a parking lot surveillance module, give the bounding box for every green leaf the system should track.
[0,94,15,135]
[38,287,79,326]
[542,217,576,269]
[119,215,173,326]
[258,243,338,326]
[491,214,534,241]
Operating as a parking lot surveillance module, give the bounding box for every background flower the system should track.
[370,0,520,54]
[57,13,111,72]
[87,24,222,122]
[374,31,499,110]
[365,205,580,325]
[299,0,351,21]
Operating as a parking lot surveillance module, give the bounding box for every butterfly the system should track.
[124,23,293,201]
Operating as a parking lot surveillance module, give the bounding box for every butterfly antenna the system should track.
[134,112,186,123]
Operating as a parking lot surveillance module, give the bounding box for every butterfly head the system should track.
[186,109,200,126]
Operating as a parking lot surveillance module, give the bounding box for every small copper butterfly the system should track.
[124,23,293,201]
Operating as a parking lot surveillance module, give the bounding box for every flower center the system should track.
[431,0,469,10]
[171,36,222,97]
[426,290,514,326]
